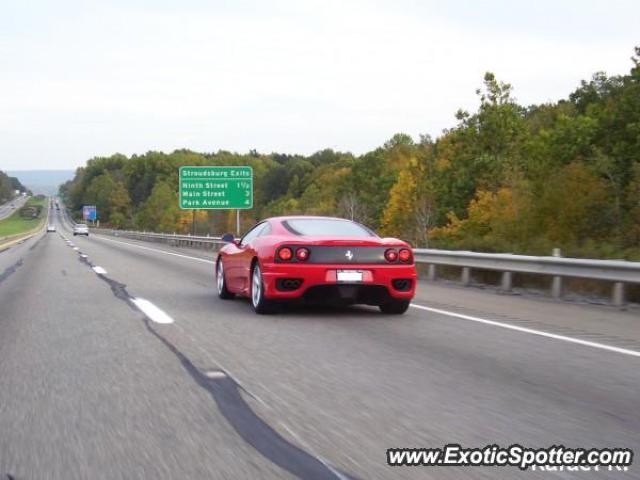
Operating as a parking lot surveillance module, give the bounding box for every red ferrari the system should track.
[216,216,417,314]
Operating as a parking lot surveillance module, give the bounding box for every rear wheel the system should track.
[379,299,410,315]
[216,259,235,299]
[251,263,275,314]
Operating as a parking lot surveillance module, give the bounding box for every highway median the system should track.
[0,196,48,249]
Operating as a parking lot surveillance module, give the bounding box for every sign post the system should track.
[179,166,253,235]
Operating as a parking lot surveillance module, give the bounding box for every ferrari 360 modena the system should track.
[216,216,417,314]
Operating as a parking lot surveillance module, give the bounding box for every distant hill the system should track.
[7,170,75,196]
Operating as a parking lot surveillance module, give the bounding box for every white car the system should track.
[73,224,89,236]
[47,225,56,232]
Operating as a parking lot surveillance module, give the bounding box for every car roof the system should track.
[266,215,355,223]
[261,216,377,237]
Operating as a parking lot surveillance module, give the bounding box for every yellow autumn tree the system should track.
[177,209,208,234]
[380,144,437,246]
[380,168,417,241]
[430,183,534,252]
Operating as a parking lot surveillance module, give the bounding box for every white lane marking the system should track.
[73,247,79,251]
[205,370,227,379]
[410,303,640,358]
[131,298,175,324]
[80,254,88,258]
[92,266,107,275]
[95,235,214,264]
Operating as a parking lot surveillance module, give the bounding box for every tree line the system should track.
[61,47,640,260]
[0,171,27,204]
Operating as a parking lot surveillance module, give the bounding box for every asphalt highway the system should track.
[0,196,28,222]
[0,209,638,479]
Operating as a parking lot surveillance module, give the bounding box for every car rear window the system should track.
[77,224,87,228]
[283,219,375,237]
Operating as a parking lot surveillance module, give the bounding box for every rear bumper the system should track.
[260,262,417,304]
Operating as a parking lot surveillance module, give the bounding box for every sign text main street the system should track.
[179,166,253,209]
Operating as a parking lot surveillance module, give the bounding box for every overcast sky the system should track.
[1,0,639,170]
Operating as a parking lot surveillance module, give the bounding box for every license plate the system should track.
[337,270,363,282]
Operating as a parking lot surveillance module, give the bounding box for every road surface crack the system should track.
[75,254,356,480]
[0,259,23,286]
[143,321,355,480]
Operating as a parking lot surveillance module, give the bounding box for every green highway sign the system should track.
[179,166,253,209]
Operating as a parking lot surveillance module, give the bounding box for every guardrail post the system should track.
[551,276,563,298]
[612,282,626,308]
[427,264,437,281]
[461,267,471,286]
[501,271,513,292]
[551,248,563,298]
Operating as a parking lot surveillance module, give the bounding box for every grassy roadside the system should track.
[0,197,48,238]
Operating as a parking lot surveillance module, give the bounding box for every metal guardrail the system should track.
[99,229,227,249]
[414,249,639,307]
[94,228,640,307]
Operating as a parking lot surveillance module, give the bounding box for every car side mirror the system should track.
[221,233,235,243]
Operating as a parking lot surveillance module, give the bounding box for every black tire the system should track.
[251,263,275,314]
[379,299,410,315]
[216,259,235,299]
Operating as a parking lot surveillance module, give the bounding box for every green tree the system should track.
[623,162,640,250]
[83,172,131,225]
[135,182,181,232]
[537,162,609,246]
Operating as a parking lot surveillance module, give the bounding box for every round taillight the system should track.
[384,249,398,262]
[296,247,310,261]
[399,248,412,262]
[278,247,293,261]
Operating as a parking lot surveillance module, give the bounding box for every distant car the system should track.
[47,225,56,232]
[73,224,89,236]
[216,216,417,314]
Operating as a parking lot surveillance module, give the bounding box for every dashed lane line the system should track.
[131,298,175,324]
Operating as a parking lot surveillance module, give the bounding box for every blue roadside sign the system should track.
[82,205,97,221]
